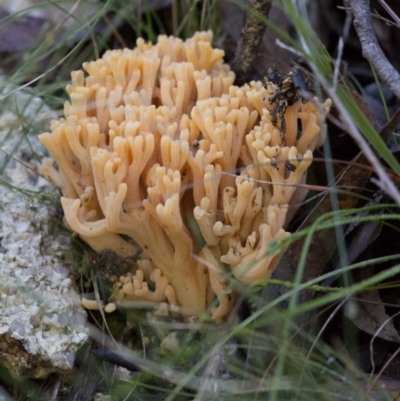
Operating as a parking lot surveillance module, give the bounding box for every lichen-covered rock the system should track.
[0,81,88,378]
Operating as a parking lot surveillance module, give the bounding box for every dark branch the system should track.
[349,0,400,100]
[231,0,273,86]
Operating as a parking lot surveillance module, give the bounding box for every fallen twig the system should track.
[231,0,273,85]
[349,0,400,100]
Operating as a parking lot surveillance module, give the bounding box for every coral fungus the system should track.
[39,31,331,320]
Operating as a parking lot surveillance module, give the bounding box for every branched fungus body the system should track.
[39,32,331,320]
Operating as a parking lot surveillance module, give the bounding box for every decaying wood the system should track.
[231,0,273,85]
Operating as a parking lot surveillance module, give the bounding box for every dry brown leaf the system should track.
[352,290,400,343]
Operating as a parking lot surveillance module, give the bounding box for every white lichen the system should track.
[0,80,88,378]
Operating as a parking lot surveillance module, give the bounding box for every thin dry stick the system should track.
[172,0,178,35]
[349,0,400,100]
[376,0,400,26]
[333,1,353,89]
[368,310,400,377]
[318,73,400,205]
[296,296,352,394]
[231,0,273,85]
[200,0,208,31]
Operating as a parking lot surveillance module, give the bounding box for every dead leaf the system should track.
[352,290,400,343]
